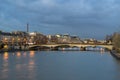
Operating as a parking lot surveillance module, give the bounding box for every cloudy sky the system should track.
[0,0,120,39]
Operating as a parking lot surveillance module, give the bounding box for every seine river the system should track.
[0,51,120,80]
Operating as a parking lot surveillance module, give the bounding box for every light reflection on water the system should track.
[1,52,9,79]
[23,52,27,57]
[16,52,21,58]
[29,51,35,58]
[3,52,9,60]
[0,51,120,80]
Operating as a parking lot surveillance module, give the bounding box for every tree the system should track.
[112,32,120,52]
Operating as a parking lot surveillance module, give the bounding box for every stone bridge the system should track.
[29,44,113,50]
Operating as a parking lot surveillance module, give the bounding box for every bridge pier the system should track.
[80,46,86,51]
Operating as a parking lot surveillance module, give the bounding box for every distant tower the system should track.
[27,23,29,32]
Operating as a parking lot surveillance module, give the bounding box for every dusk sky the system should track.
[0,0,120,39]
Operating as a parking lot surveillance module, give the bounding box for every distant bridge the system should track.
[29,44,113,50]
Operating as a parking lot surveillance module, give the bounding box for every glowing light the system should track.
[18,38,20,41]
[28,60,35,70]
[29,60,34,65]
[30,51,35,57]
[4,38,8,40]
[3,52,9,60]
[16,52,21,57]
[4,45,8,49]
[12,38,15,41]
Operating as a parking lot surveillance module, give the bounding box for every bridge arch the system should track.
[29,45,51,50]
[53,45,71,50]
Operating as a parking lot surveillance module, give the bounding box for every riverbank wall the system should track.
[110,50,120,60]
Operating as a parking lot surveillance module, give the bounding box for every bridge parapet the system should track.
[29,44,113,50]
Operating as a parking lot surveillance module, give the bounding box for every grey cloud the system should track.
[0,0,120,39]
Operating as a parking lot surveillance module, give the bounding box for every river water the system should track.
[0,51,120,80]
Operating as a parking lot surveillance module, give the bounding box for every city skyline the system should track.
[0,0,120,39]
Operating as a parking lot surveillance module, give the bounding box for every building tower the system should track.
[27,23,29,33]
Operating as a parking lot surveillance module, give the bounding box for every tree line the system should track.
[106,32,120,53]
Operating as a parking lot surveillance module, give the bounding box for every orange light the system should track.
[3,52,9,60]
[12,38,15,41]
[30,51,35,57]
[29,60,34,65]
[16,52,21,57]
